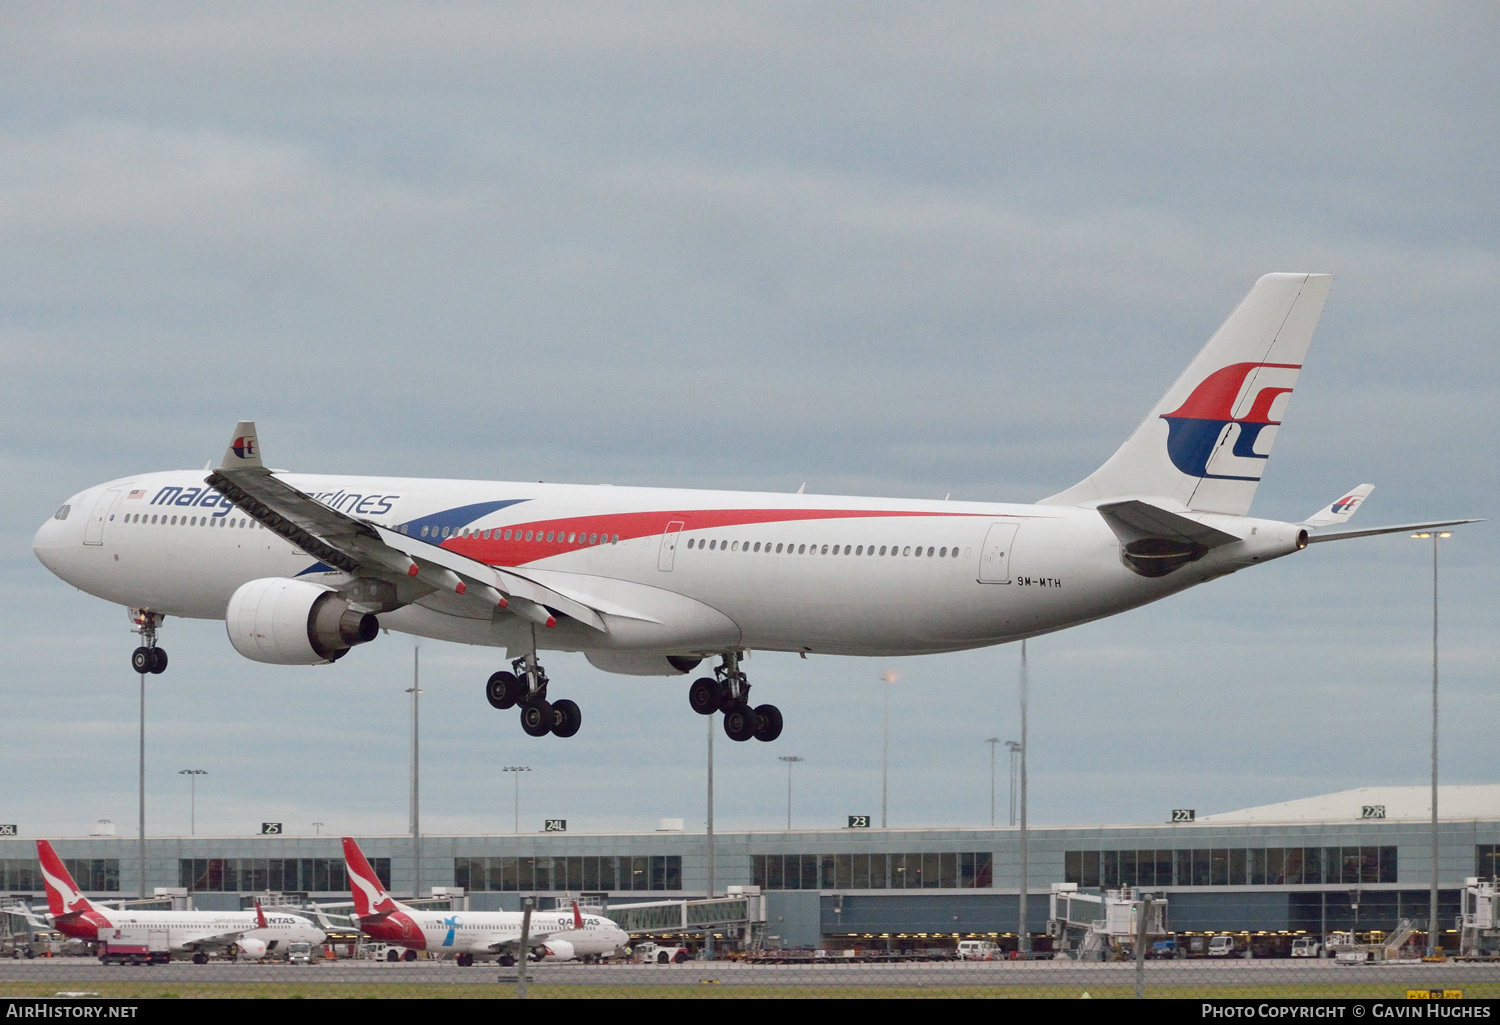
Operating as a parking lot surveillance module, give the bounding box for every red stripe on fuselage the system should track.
[438,507,997,567]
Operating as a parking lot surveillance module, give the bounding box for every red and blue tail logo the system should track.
[231,436,257,460]
[1161,362,1300,481]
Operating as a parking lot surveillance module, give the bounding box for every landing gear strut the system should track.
[689,652,782,743]
[129,609,167,675]
[484,634,582,738]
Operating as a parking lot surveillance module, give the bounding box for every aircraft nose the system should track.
[32,508,71,577]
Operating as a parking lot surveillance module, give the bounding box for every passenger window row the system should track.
[413,524,620,545]
[684,538,961,559]
[121,513,259,528]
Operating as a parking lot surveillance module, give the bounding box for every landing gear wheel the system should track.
[131,647,153,673]
[550,698,582,738]
[520,699,554,737]
[148,648,167,674]
[723,704,758,742]
[498,953,515,967]
[486,671,522,709]
[386,948,400,962]
[456,953,474,967]
[192,952,208,965]
[688,677,721,715]
[752,703,783,742]
[402,948,418,962]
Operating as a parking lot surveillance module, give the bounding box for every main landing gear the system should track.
[689,652,782,743]
[129,609,168,675]
[485,651,582,739]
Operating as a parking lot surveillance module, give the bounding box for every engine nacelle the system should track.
[236,937,269,960]
[226,577,379,665]
[540,940,576,962]
[584,652,703,677]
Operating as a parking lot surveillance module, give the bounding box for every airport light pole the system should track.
[1006,741,1022,827]
[407,647,422,899]
[881,671,896,827]
[1018,639,1030,953]
[779,756,804,831]
[1413,530,1452,955]
[985,738,1000,827]
[178,770,207,835]
[504,766,530,833]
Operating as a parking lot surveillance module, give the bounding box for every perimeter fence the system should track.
[1,890,1496,1001]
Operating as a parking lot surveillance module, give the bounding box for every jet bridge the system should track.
[608,890,766,948]
[1048,883,1169,960]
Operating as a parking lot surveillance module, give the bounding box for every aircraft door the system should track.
[658,521,685,571]
[83,489,124,546]
[977,521,1019,583]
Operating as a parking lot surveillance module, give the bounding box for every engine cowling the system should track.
[540,940,576,962]
[236,937,269,960]
[584,652,703,677]
[226,577,379,665]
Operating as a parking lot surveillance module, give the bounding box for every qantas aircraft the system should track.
[6,840,326,963]
[342,838,628,965]
[31,273,1472,741]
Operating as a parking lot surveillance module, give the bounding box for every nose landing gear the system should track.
[689,652,782,743]
[484,646,582,738]
[129,609,167,675]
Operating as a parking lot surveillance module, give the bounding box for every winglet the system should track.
[255,899,268,930]
[37,840,93,918]
[1302,484,1375,527]
[218,421,263,471]
[572,899,583,930]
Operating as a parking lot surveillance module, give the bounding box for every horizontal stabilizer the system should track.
[1096,500,1241,579]
[1096,500,1242,549]
[1302,484,1375,527]
[1306,518,1482,544]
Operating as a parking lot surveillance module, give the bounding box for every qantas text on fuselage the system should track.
[31,274,1475,742]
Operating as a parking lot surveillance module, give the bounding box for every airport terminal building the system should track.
[4,786,1497,949]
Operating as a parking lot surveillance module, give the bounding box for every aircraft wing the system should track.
[0,903,48,929]
[204,421,605,632]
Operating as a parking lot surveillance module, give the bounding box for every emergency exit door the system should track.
[977,521,1019,583]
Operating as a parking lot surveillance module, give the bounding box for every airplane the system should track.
[3,840,327,963]
[31,273,1476,741]
[341,837,628,965]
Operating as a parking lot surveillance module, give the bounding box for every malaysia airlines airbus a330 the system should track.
[32,274,1472,742]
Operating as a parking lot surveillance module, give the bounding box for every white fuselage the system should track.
[68,907,324,954]
[364,907,628,961]
[33,470,1306,659]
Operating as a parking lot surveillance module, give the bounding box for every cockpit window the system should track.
[54,504,70,521]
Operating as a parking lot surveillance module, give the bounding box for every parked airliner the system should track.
[4,840,326,963]
[342,838,627,965]
[31,274,1473,740]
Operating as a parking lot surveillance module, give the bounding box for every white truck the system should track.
[633,942,690,964]
[956,940,1001,960]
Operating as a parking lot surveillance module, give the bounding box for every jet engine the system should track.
[539,940,576,962]
[226,577,379,665]
[584,652,703,677]
[236,937,269,960]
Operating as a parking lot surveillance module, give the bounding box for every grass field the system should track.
[4,982,1498,999]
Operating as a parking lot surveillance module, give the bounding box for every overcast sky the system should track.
[2,3,1495,842]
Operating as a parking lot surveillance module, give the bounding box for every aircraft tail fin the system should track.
[1041,273,1333,516]
[342,837,402,917]
[255,899,268,930]
[37,840,94,918]
[572,899,583,930]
